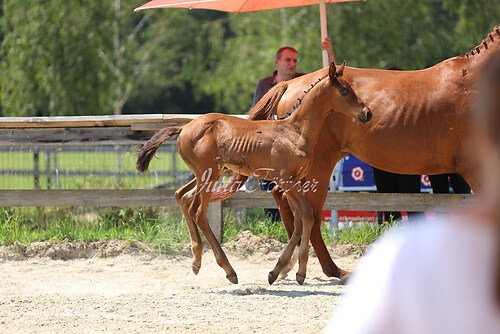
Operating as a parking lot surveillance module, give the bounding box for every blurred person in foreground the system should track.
[325,54,500,334]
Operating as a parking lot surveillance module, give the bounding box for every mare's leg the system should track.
[191,187,238,284]
[174,178,203,274]
[307,187,350,279]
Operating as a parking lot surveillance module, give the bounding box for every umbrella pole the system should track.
[319,0,329,67]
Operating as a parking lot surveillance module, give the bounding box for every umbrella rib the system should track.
[171,0,217,8]
[237,0,251,13]
[135,0,218,11]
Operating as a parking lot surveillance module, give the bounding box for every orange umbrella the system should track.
[135,0,365,67]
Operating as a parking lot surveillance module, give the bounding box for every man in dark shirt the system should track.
[252,38,335,222]
[253,39,335,105]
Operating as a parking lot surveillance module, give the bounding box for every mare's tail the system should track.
[136,126,183,173]
[209,82,289,202]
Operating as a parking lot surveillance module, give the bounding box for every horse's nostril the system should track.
[358,109,372,123]
[366,110,373,121]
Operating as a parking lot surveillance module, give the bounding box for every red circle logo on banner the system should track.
[352,166,365,182]
[421,175,431,187]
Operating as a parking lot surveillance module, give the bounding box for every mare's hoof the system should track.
[268,272,277,285]
[340,268,351,277]
[338,271,350,285]
[296,273,305,285]
[226,275,238,284]
[191,265,200,275]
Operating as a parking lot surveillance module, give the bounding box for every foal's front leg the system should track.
[271,186,299,279]
[290,190,314,285]
[268,189,304,285]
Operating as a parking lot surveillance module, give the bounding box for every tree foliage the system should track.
[1,0,112,116]
[0,0,498,116]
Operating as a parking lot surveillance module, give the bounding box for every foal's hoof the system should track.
[296,273,306,285]
[191,265,200,275]
[268,272,277,285]
[226,275,238,284]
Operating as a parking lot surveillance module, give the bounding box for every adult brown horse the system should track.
[137,62,372,285]
[216,26,500,279]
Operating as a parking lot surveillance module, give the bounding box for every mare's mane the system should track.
[465,26,500,57]
[247,82,288,121]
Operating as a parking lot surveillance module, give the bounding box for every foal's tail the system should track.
[136,126,183,173]
[209,82,289,203]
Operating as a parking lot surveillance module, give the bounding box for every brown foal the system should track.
[137,62,371,284]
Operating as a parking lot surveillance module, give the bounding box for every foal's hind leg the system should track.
[190,188,238,284]
[268,188,315,285]
[175,178,204,274]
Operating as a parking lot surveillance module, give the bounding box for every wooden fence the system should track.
[0,115,477,241]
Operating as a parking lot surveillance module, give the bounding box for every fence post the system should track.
[33,149,40,189]
[208,201,223,243]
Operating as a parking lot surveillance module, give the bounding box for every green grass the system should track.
[0,207,190,254]
[0,207,390,253]
[324,222,394,245]
[223,213,289,243]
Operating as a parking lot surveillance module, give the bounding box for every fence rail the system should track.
[0,115,477,241]
[0,189,475,211]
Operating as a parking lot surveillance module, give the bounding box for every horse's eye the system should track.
[341,88,348,96]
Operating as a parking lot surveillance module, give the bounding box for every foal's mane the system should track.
[247,75,328,121]
[276,75,328,120]
[465,26,500,57]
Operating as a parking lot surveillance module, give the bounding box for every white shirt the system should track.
[326,219,500,334]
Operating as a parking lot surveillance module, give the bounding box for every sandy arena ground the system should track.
[0,234,362,334]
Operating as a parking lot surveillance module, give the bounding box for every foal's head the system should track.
[327,61,372,123]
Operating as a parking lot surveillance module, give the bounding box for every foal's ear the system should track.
[337,61,346,77]
[329,61,338,81]
[329,60,346,81]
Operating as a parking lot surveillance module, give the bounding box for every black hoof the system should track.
[227,275,238,284]
[296,273,305,285]
[191,265,200,275]
[338,273,350,285]
[268,272,277,285]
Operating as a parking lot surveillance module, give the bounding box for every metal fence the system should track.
[0,144,192,190]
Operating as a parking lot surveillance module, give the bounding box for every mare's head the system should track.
[327,61,372,123]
